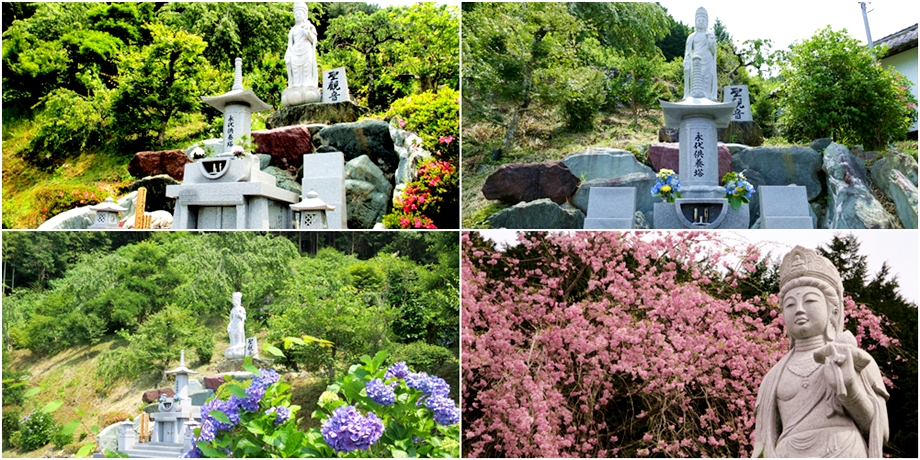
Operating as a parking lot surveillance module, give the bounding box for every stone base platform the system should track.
[654,199,749,229]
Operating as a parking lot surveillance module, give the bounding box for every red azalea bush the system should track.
[33,185,105,224]
[462,231,898,458]
[384,156,459,229]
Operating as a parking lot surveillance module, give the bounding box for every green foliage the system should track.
[387,342,457,374]
[567,2,670,56]
[388,3,459,94]
[25,88,110,167]
[2,407,23,449]
[51,425,74,449]
[111,23,218,148]
[656,16,690,62]
[383,87,460,161]
[95,305,214,386]
[778,27,917,149]
[557,67,606,131]
[16,410,57,452]
[268,250,396,379]
[604,53,669,125]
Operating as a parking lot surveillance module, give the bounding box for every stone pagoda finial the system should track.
[232,57,244,92]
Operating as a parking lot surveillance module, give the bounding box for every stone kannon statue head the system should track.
[293,2,308,23]
[232,291,243,309]
[695,7,708,30]
[778,246,845,346]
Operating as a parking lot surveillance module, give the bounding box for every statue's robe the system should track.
[753,351,889,458]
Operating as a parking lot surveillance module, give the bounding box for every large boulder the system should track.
[252,125,314,176]
[345,155,393,229]
[121,175,180,214]
[262,166,303,195]
[482,161,578,205]
[488,199,585,229]
[571,172,658,219]
[732,146,824,200]
[720,120,764,146]
[142,388,175,404]
[870,151,918,229]
[315,120,399,176]
[389,119,432,186]
[37,206,95,229]
[646,143,732,181]
[128,150,192,181]
[562,148,652,182]
[822,143,898,229]
[739,168,767,228]
[266,100,369,128]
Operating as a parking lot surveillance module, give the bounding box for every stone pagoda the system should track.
[167,58,299,229]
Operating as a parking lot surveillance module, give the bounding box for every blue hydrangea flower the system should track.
[321,406,384,453]
[384,362,410,380]
[425,395,460,426]
[366,378,396,406]
[257,368,281,387]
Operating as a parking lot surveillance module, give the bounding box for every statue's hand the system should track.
[814,342,859,398]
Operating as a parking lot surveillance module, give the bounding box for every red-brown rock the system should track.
[647,143,733,183]
[482,161,579,205]
[141,388,175,403]
[203,375,227,392]
[252,125,315,176]
[129,150,192,181]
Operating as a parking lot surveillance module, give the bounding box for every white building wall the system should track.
[882,47,919,132]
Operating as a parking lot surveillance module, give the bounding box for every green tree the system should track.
[111,23,218,147]
[462,2,584,151]
[322,8,404,110]
[656,15,690,62]
[778,27,916,148]
[390,3,459,93]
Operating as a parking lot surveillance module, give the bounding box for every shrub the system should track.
[603,54,668,125]
[17,410,57,452]
[383,87,459,161]
[51,425,73,449]
[383,157,459,229]
[2,407,23,449]
[2,369,30,406]
[557,67,606,131]
[26,88,110,168]
[32,184,105,224]
[388,341,457,372]
[778,27,917,149]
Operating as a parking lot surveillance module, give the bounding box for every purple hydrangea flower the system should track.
[201,398,239,431]
[384,362,410,380]
[405,372,430,391]
[265,406,291,426]
[422,376,450,398]
[257,368,281,387]
[321,406,384,453]
[425,395,460,426]
[366,378,396,406]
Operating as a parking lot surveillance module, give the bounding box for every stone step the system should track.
[120,442,185,458]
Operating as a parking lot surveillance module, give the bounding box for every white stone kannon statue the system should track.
[225,291,247,359]
[753,246,889,457]
[683,7,718,100]
[283,1,321,107]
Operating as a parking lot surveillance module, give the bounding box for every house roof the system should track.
[876,23,918,57]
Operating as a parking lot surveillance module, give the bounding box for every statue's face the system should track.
[782,286,828,340]
[696,15,707,30]
[295,9,306,23]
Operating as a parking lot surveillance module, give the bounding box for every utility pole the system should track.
[860,2,874,49]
